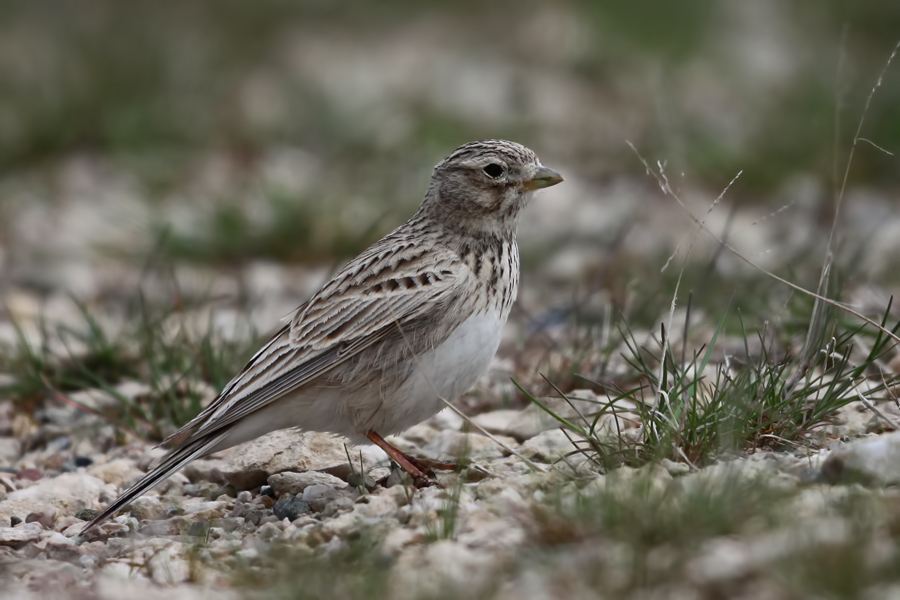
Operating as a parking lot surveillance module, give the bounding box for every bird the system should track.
[84,139,563,531]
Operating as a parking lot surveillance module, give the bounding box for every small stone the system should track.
[518,429,577,462]
[214,494,236,509]
[222,430,348,489]
[391,539,497,598]
[25,505,57,529]
[291,515,318,528]
[10,516,22,526]
[44,534,84,564]
[0,475,15,493]
[822,432,900,486]
[139,516,187,536]
[243,509,268,527]
[101,522,131,538]
[302,484,342,512]
[62,521,91,540]
[260,485,276,498]
[257,521,282,542]
[400,424,440,446]
[182,500,225,515]
[347,472,377,491]
[236,491,252,503]
[73,457,93,468]
[74,509,98,521]
[268,471,348,496]
[383,469,410,488]
[0,437,21,463]
[220,517,244,532]
[1,472,106,525]
[322,497,354,516]
[470,410,522,434]
[181,458,229,484]
[56,516,80,531]
[0,524,42,548]
[273,496,311,521]
[127,496,167,521]
[80,554,98,569]
[87,459,144,488]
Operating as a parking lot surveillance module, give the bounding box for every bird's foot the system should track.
[366,430,463,488]
[399,453,461,473]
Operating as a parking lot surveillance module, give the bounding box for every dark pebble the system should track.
[273,496,311,522]
[260,485,276,498]
[10,516,22,526]
[74,456,94,468]
[74,509,99,521]
[167,506,185,518]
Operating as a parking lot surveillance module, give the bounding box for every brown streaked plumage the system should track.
[84,140,562,532]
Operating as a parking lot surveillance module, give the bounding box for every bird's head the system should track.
[422,139,563,236]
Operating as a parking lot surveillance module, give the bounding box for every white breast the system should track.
[377,311,507,434]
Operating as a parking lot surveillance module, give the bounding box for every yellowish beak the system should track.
[521,166,564,191]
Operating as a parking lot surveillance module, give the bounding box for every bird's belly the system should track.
[212,312,507,448]
[377,311,506,434]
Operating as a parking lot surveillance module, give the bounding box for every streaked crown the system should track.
[421,140,562,233]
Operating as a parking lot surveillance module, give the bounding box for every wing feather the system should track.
[162,244,463,448]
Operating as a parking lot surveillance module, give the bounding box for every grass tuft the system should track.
[517,293,900,469]
[0,276,262,442]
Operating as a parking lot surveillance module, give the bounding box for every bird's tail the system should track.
[82,433,225,533]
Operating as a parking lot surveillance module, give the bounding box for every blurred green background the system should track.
[0,0,897,271]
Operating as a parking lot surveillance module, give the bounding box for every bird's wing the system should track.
[161,242,463,448]
[83,248,465,533]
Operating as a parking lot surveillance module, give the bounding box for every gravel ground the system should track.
[2,147,900,598]
[2,4,900,596]
[2,390,900,599]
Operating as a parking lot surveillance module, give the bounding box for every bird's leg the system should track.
[402,455,459,472]
[365,430,439,488]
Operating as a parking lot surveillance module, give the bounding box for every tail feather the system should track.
[82,433,225,533]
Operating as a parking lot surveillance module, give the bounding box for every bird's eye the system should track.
[482,163,504,178]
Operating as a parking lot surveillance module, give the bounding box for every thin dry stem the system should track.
[628,38,900,348]
[639,153,741,412]
[626,145,900,347]
[830,39,900,253]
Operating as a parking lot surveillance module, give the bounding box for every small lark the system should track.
[85,140,562,530]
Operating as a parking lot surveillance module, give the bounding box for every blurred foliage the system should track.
[0,0,898,192]
[160,190,387,265]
